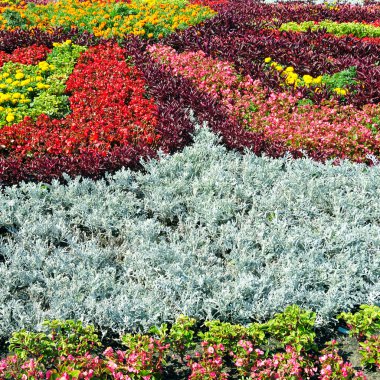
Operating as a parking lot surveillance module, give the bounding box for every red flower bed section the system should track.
[0,44,51,67]
[0,43,159,158]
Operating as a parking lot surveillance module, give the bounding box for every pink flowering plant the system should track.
[149,315,197,361]
[247,345,317,380]
[318,340,367,380]
[359,335,380,369]
[8,320,102,364]
[186,342,228,380]
[119,333,170,378]
[0,306,379,379]
[148,44,380,162]
[230,339,266,377]
[197,320,265,354]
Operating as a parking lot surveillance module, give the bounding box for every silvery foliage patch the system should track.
[0,127,379,338]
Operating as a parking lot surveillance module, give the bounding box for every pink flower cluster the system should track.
[359,335,380,369]
[186,342,228,380]
[230,340,265,377]
[0,340,371,379]
[319,341,367,380]
[0,340,170,380]
[251,346,317,380]
[148,44,380,162]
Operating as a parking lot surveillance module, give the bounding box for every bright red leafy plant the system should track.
[0,42,159,158]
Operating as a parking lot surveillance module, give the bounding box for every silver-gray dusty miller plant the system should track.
[0,127,379,338]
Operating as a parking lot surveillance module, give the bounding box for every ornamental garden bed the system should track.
[0,0,379,379]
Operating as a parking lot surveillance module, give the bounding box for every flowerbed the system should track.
[0,1,380,378]
[0,0,379,185]
[0,0,217,39]
[0,305,379,379]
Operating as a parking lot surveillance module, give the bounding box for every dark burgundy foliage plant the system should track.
[164,18,380,106]
[0,28,102,53]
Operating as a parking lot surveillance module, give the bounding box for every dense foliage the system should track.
[1,128,379,338]
[0,0,217,39]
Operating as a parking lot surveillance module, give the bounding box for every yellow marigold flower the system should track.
[264,57,271,63]
[285,66,294,72]
[302,74,313,85]
[6,113,14,123]
[285,72,298,85]
[334,88,347,96]
[15,72,24,80]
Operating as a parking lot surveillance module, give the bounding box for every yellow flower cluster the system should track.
[333,87,347,96]
[53,39,71,47]
[264,58,351,98]
[0,0,216,39]
[264,57,322,88]
[0,61,54,125]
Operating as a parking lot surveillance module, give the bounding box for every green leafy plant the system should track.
[8,320,102,364]
[338,304,380,339]
[167,315,197,358]
[264,305,317,352]
[322,66,358,91]
[2,9,26,28]
[198,320,253,353]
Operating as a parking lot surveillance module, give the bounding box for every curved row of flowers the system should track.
[1,306,379,379]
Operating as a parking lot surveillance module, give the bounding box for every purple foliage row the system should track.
[163,5,380,106]
[0,28,102,53]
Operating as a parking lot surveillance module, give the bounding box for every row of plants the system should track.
[279,20,380,38]
[164,20,380,106]
[148,44,380,161]
[0,0,217,39]
[0,305,379,379]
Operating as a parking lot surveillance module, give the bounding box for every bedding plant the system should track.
[0,0,379,378]
[0,306,378,379]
